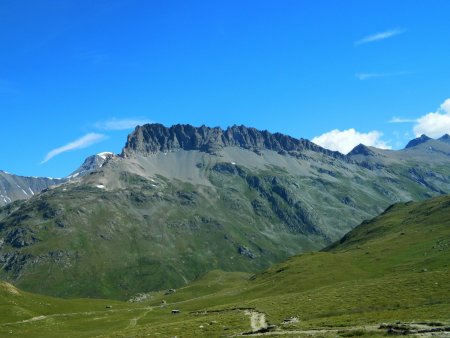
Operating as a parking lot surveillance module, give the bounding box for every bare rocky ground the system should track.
[232,309,450,337]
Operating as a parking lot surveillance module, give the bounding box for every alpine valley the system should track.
[1,123,450,337]
[1,124,450,304]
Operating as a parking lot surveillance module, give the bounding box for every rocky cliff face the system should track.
[122,124,346,159]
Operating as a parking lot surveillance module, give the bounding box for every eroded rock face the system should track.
[122,123,345,158]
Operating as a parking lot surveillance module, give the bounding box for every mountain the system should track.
[404,134,431,148]
[0,152,115,207]
[122,123,344,158]
[0,171,61,207]
[1,195,448,337]
[2,124,450,299]
[439,133,450,144]
[66,152,115,179]
[402,133,450,156]
[346,143,376,156]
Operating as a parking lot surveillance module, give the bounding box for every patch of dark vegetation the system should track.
[5,227,38,248]
[237,245,256,259]
[176,191,198,205]
[130,191,148,204]
[8,213,32,226]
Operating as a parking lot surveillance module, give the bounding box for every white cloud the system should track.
[95,118,152,130]
[355,73,381,81]
[413,98,450,137]
[312,128,391,154]
[440,98,450,113]
[41,133,107,164]
[354,28,405,46]
[355,71,411,81]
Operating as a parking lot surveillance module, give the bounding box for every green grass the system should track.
[1,195,449,337]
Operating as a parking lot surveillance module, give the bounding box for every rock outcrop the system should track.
[122,124,346,159]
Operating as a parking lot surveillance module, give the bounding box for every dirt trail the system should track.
[126,308,153,329]
[0,307,153,327]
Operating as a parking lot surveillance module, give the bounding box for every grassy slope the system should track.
[0,195,449,337]
[0,164,331,299]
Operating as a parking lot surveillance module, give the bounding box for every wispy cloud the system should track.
[355,28,406,46]
[95,118,152,131]
[388,98,450,138]
[41,133,107,164]
[355,71,412,81]
[389,117,417,123]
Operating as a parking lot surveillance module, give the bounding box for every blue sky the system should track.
[1,0,450,177]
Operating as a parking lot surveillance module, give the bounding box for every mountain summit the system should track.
[122,123,343,158]
[404,134,431,148]
[67,152,115,179]
[438,133,450,144]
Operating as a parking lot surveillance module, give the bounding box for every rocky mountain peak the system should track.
[438,134,450,143]
[122,123,345,159]
[347,144,375,157]
[404,134,431,149]
[67,152,115,179]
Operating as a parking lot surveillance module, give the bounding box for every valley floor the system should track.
[1,196,450,337]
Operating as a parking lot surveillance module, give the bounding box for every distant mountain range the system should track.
[2,124,450,299]
[0,171,60,206]
[0,152,115,207]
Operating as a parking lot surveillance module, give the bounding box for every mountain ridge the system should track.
[122,123,347,160]
[4,124,450,208]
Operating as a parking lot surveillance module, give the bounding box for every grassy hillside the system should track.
[0,165,326,300]
[1,195,449,337]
